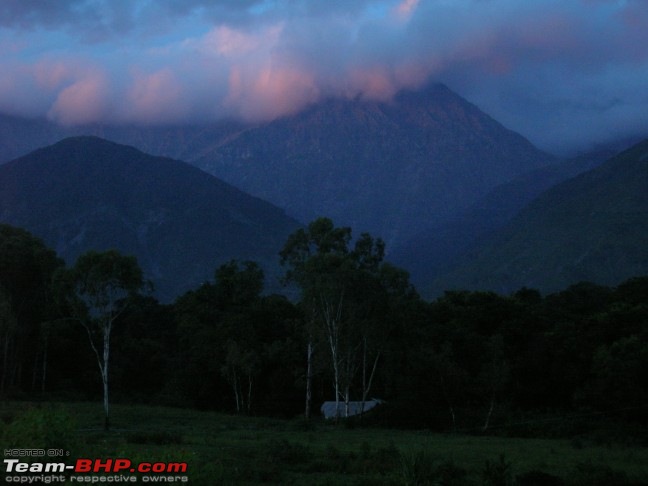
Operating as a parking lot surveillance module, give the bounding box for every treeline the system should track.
[1,220,647,436]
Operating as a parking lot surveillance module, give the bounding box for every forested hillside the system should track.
[1,220,646,439]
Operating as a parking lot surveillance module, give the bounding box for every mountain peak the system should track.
[197,83,553,246]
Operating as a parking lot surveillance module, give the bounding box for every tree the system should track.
[577,333,648,422]
[110,296,177,403]
[280,218,352,419]
[478,334,509,432]
[213,261,264,413]
[0,224,62,394]
[59,250,145,429]
[173,260,302,414]
[280,218,414,420]
[0,285,17,392]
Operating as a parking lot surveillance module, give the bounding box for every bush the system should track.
[517,470,564,486]
[400,451,470,485]
[570,462,631,486]
[435,460,470,485]
[125,429,183,445]
[3,406,78,452]
[400,450,438,485]
[482,454,514,486]
[266,438,313,465]
[290,416,319,431]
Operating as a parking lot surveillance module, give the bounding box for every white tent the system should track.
[320,399,383,419]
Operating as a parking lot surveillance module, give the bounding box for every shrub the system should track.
[125,429,183,445]
[3,406,78,452]
[517,470,564,486]
[435,460,470,486]
[482,454,514,486]
[570,462,631,486]
[400,450,438,485]
[266,438,312,465]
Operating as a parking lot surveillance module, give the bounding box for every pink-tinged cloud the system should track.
[346,67,397,101]
[0,63,59,117]
[394,0,420,20]
[48,72,111,125]
[33,60,75,91]
[213,26,260,56]
[124,68,188,124]
[187,23,284,58]
[393,61,435,90]
[225,64,319,121]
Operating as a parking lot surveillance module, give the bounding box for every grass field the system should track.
[2,401,647,485]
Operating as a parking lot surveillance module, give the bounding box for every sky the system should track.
[1,0,647,154]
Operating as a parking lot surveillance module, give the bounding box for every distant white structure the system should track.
[320,399,384,419]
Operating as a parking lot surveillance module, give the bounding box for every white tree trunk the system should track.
[322,292,344,422]
[482,394,495,433]
[83,318,113,430]
[103,323,111,430]
[305,340,313,419]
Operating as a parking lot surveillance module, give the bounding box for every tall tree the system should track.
[0,224,62,394]
[280,218,413,420]
[0,285,17,392]
[213,261,263,413]
[59,250,145,429]
[280,218,352,419]
[173,259,301,414]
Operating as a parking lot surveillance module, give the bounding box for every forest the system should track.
[1,218,647,440]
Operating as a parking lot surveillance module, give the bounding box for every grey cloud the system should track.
[0,0,86,28]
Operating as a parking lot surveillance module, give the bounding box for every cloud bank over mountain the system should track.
[1,0,647,152]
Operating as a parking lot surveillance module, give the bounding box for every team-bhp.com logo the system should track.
[4,457,189,483]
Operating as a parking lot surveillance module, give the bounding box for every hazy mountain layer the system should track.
[392,147,621,294]
[428,139,648,295]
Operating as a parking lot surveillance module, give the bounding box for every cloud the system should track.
[394,0,420,20]
[0,0,646,152]
[225,63,319,120]
[122,68,189,124]
[47,69,112,125]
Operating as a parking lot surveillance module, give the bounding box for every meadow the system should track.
[2,401,647,485]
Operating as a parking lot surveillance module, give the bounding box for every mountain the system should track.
[428,139,648,295]
[0,113,245,165]
[0,114,67,164]
[391,147,619,293]
[0,137,300,301]
[0,83,553,248]
[195,83,554,246]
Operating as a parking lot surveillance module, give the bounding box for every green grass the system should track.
[2,401,647,485]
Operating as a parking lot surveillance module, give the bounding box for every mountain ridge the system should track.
[0,136,300,301]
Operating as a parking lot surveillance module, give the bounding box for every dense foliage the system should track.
[1,221,647,438]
